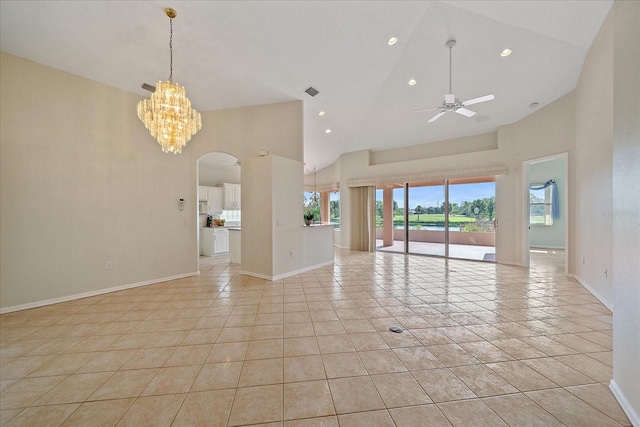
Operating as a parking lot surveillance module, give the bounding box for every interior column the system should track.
[383,186,393,247]
[320,191,329,223]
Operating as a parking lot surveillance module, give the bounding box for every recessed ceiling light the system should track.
[408,79,417,86]
[387,36,398,46]
[500,48,512,57]
[318,111,326,116]
[530,102,539,108]
[325,129,332,134]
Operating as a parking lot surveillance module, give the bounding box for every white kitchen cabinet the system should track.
[208,187,223,214]
[198,186,223,214]
[201,228,229,256]
[198,186,209,202]
[222,183,241,210]
[214,229,229,253]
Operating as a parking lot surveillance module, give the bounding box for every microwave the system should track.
[198,200,208,214]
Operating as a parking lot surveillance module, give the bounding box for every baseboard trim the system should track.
[568,274,613,311]
[0,272,200,314]
[530,245,566,250]
[241,260,335,282]
[610,380,640,427]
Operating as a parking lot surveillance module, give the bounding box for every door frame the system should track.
[522,152,569,274]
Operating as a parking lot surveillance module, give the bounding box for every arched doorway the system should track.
[197,152,241,269]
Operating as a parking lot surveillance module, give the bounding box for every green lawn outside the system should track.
[379,214,478,224]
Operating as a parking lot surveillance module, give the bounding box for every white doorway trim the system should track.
[522,152,569,275]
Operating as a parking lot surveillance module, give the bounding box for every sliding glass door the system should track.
[376,177,496,262]
[407,182,446,257]
[447,178,496,261]
[375,185,405,254]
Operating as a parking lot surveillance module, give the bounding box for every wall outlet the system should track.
[604,268,608,278]
[582,256,585,264]
[106,261,113,270]
[289,250,295,257]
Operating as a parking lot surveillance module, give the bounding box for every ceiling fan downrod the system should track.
[446,39,456,95]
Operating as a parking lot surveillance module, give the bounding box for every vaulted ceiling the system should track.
[0,1,612,170]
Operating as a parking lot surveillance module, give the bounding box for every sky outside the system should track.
[376,182,495,209]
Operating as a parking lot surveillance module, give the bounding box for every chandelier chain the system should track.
[169,16,173,82]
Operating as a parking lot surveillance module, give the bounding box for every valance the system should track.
[304,182,340,192]
[530,179,560,220]
[346,165,507,188]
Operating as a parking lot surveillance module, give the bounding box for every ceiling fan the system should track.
[414,40,494,123]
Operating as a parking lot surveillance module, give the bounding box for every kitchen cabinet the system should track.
[214,229,229,253]
[222,183,241,210]
[198,186,209,202]
[207,187,223,214]
[201,228,229,256]
[198,186,223,214]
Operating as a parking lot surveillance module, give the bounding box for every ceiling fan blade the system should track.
[428,111,447,123]
[413,107,441,113]
[462,94,494,106]
[455,108,476,117]
[444,93,456,104]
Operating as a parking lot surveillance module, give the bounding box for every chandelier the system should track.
[137,7,201,154]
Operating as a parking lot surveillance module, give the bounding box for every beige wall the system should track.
[1,53,194,310]
[574,6,614,306]
[612,0,640,422]
[242,155,333,279]
[0,52,304,311]
[193,102,305,281]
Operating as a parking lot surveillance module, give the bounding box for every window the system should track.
[530,185,553,226]
[221,210,241,223]
[303,191,320,222]
[329,191,340,225]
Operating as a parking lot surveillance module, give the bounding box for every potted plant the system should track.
[304,210,314,226]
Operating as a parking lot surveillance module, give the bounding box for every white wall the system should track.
[241,155,332,280]
[573,5,614,307]
[241,156,274,277]
[0,52,305,311]
[529,157,566,249]
[612,1,640,423]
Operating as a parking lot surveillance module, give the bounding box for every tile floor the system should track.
[0,249,631,426]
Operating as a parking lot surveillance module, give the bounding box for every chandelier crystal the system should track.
[137,8,201,154]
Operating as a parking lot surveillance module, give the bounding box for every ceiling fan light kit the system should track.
[414,39,495,123]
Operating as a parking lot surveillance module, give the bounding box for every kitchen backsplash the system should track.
[199,210,241,228]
